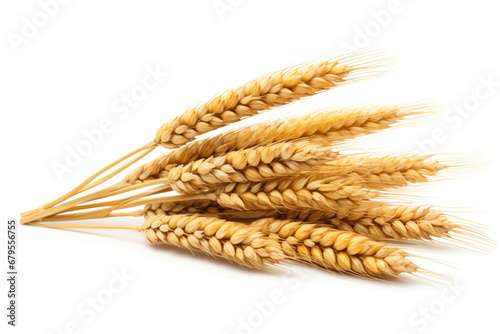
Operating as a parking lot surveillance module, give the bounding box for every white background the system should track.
[1,1,499,333]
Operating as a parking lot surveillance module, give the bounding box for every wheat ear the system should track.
[324,215,456,241]
[215,176,377,212]
[308,155,446,189]
[250,218,418,278]
[155,50,395,148]
[142,212,285,269]
[278,205,487,246]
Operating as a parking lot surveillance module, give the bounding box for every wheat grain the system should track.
[20,139,334,222]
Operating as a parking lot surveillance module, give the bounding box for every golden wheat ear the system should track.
[249,218,420,280]
[154,49,398,149]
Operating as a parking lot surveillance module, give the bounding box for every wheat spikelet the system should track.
[125,104,417,183]
[155,50,394,148]
[250,218,418,278]
[142,212,285,269]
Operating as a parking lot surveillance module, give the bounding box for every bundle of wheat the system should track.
[20,50,489,282]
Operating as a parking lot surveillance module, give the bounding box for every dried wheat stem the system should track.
[142,212,285,269]
[25,222,142,232]
[21,143,157,218]
[21,184,195,223]
[38,210,144,222]
[250,218,418,278]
